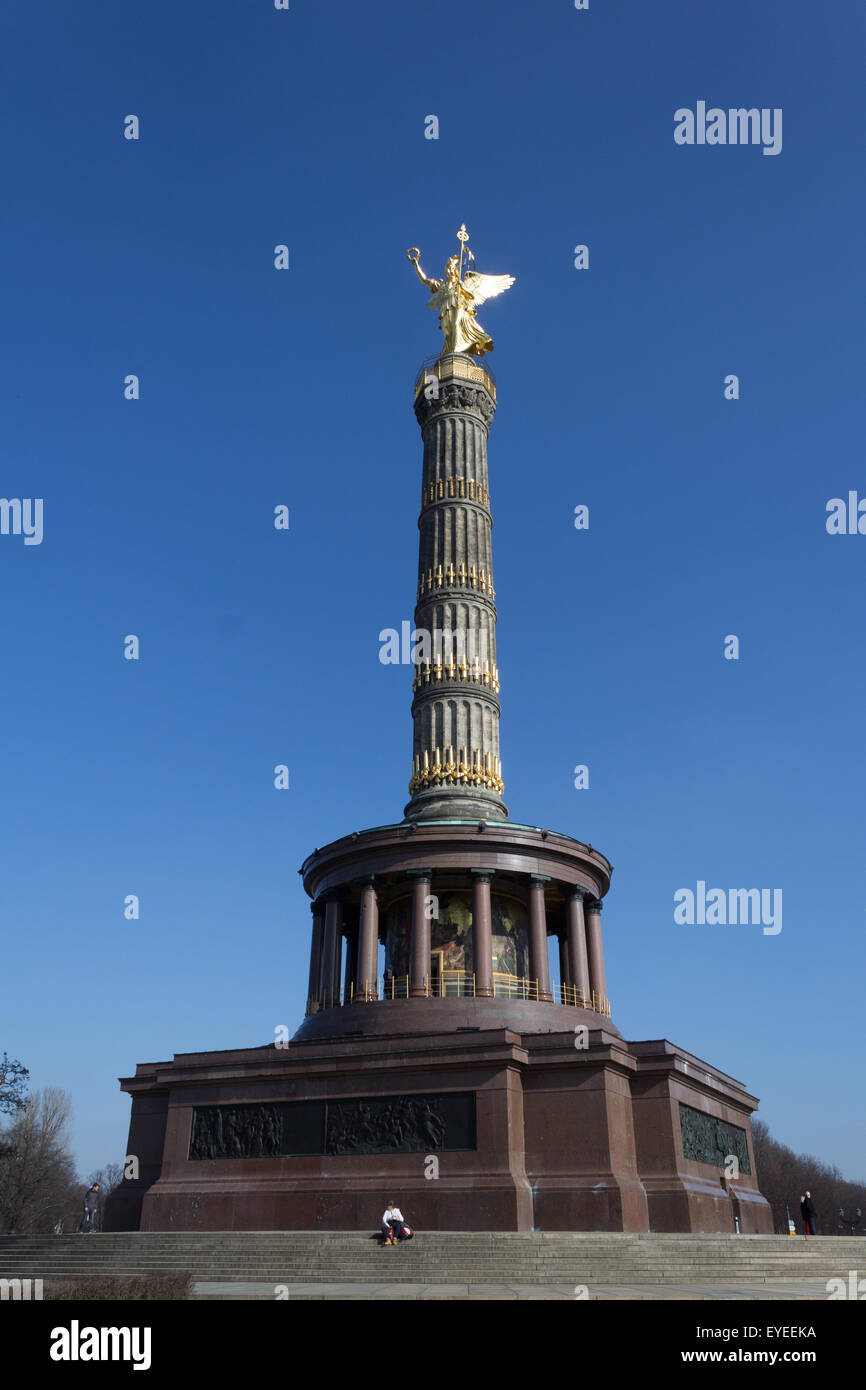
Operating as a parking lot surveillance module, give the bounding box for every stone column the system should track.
[585,897,607,1008]
[408,869,432,998]
[306,901,325,1015]
[528,875,552,1003]
[471,870,494,998]
[558,932,571,997]
[567,887,591,1003]
[342,924,355,1003]
[333,921,344,1005]
[321,898,342,1008]
[357,877,379,1002]
[404,357,507,824]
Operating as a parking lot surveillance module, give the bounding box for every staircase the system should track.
[1,1232,862,1288]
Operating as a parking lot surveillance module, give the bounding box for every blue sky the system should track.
[1,0,863,1186]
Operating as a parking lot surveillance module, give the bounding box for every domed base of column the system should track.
[403,788,508,822]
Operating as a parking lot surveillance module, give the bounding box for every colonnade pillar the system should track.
[558,932,571,994]
[585,897,607,1004]
[321,897,343,1007]
[567,887,592,1002]
[409,869,432,997]
[342,922,356,1004]
[528,874,553,1002]
[307,876,607,1014]
[357,877,379,1002]
[471,870,494,997]
[307,901,325,1015]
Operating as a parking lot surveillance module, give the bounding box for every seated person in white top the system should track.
[382,1201,404,1245]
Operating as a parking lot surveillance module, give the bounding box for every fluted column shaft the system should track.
[321,898,342,1007]
[405,356,506,821]
[585,898,607,1004]
[307,902,325,1014]
[357,878,379,1002]
[471,870,493,997]
[567,888,592,1001]
[343,921,356,1003]
[409,870,432,997]
[558,932,571,993]
[528,875,552,1002]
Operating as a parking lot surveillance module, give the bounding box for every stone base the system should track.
[402,793,508,822]
[106,1016,772,1235]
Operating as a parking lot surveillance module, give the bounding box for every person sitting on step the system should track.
[382,1201,405,1245]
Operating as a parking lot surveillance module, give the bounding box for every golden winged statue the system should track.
[408,224,514,357]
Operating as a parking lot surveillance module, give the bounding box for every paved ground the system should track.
[192,1280,830,1301]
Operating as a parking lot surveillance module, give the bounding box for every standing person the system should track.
[800,1191,817,1236]
[381,1200,404,1246]
[77,1183,100,1234]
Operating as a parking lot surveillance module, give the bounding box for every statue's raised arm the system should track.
[407,247,440,291]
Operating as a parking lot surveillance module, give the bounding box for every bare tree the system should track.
[0,1053,29,1117]
[752,1117,866,1235]
[0,1087,78,1234]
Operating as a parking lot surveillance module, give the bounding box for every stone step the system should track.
[0,1261,848,1270]
[1,1272,849,1282]
[1,1251,856,1262]
[21,1252,819,1261]
[2,1232,859,1288]
[2,1237,854,1250]
[2,1265,843,1272]
[0,1250,848,1261]
[236,1272,829,1279]
[0,1273,851,1287]
[1,1251,849,1260]
[3,1265,835,1272]
[3,1257,842,1267]
[1,1267,844,1273]
[0,1251,856,1262]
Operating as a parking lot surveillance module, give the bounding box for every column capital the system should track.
[470,869,494,882]
[406,867,433,881]
[529,874,550,886]
[355,874,377,887]
[567,885,590,901]
[585,897,603,913]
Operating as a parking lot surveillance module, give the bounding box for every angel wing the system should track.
[463,271,515,307]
